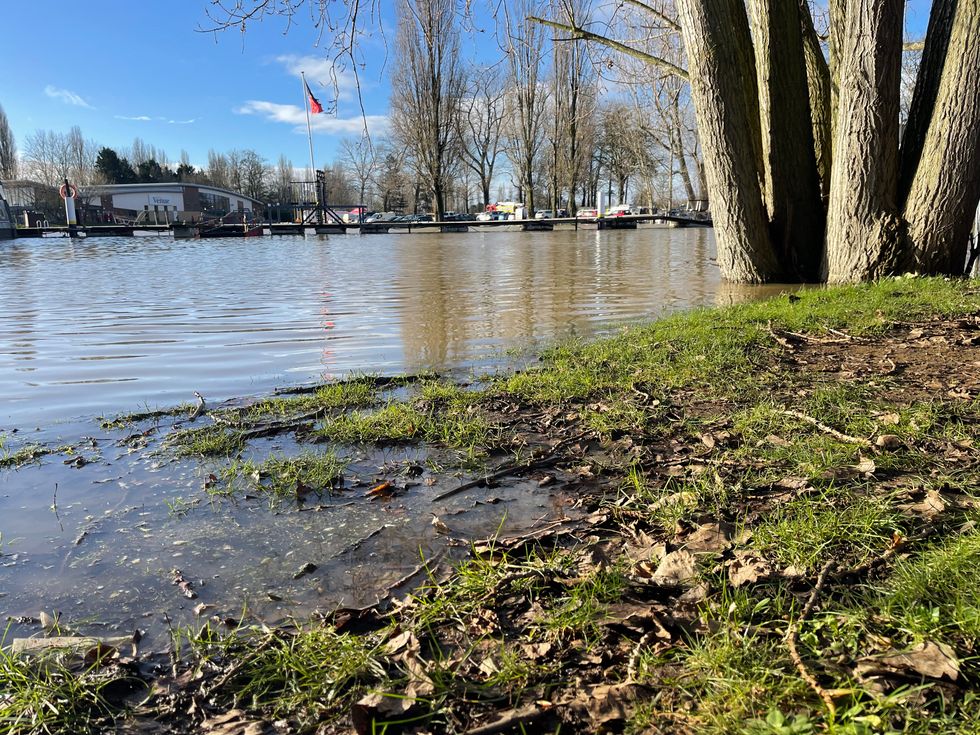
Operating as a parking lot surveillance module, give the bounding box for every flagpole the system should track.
[300,71,319,220]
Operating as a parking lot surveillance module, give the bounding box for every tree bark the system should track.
[750,0,826,280]
[799,0,832,202]
[901,0,980,274]
[898,0,956,204]
[676,0,781,282]
[824,0,904,283]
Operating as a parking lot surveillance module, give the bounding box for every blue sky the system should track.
[0,0,402,169]
[1,1,935,172]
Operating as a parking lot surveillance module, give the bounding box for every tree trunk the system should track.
[676,0,781,282]
[824,0,903,283]
[750,0,825,280]
[799,0,832,202]
[898,0,956,203]
[901,0,980,274]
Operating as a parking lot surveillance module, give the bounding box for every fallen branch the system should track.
[766,321,798,350]
[779,409,873,448]
[785,560,836,718]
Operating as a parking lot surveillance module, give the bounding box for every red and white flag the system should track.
[305,80,323,114]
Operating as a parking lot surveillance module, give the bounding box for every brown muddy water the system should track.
[0,228,784,651]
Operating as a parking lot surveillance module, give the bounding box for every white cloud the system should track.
[274,54,360,103]
[44,85,93,108]
[167,118,197,125]
[236,100,388,136]
[115,114,153,121]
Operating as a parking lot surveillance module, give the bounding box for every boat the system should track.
[0,182,15,240]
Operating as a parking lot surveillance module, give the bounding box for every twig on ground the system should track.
[433,431,591,502]
[627,629,657,681]
[766,321,798,350]
[785,560,836,718]
[463,704,545,735]
[779,409,873,448]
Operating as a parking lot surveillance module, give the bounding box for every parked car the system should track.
[605,204,633,217]
[576,208,600,219]
[534,210,554,220]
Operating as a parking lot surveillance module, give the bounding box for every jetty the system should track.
[9,213,710,240]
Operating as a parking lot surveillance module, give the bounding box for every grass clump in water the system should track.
[316,395,494,454]
[0,442,51,469]
[221,451,347,498]
[169,425,246,457]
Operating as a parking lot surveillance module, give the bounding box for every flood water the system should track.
[0,227,781,650]
[0,228,725,427]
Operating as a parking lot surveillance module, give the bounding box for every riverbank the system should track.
[4,276,980,734]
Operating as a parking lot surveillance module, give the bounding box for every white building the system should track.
[82,182,265,224]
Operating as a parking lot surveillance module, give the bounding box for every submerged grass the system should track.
[220,451,347,498]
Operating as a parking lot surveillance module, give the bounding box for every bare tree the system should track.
[340,135,378,207]
[0,104,16,179]
[390,0,464,220]
[206,150,231,189]
[547,0,597,214]
[459,65,506,208]
[502,0,549,214]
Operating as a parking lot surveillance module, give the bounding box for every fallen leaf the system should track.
[876,434,903,449]
[726,550,772,587]
[651,550,698,586]
[857,640,960,682]
[682,522,732,553]
[903,488,947,519]
[879,413,901,426]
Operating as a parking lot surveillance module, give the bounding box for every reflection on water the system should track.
[0,228,731,426]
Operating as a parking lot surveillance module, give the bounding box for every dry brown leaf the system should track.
[200,709,271,735]
[651,550,698,586]
[875,434,903,449]
[351,693,415,734]
[726,550,772,587]
[856,640,960,682]
[903,488,947,519]
[766,434,793,447]
[580,683,643,730]
[682,522,732,553]
[879,412,901,425]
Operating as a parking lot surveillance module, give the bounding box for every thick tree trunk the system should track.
[750,0,825,280]
[676,0,781,282]
[901,0,980,274]
[899,0,956,203]
[799,0,832,202]
[824,0,904,283]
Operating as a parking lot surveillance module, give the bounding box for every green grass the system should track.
[180,624,382,729]
[0,443,50,469]
[752,488,904,573]
[501,277,980,407]
[0,642,143,735]
[883,531,980,644]
[219,451,347,498]
[315,397,494,454]
[168,425,246,457]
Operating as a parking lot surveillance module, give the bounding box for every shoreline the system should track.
[4,276,980,734]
